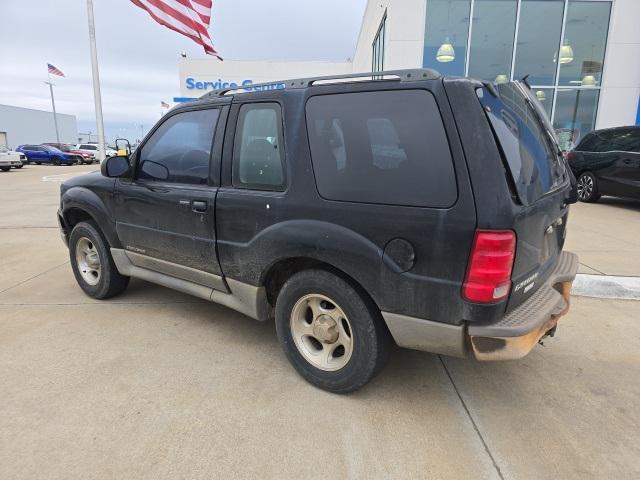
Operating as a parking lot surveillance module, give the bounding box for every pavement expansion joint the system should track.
[438,355,505,480]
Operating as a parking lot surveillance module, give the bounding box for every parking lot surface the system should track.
[1,165,639,479]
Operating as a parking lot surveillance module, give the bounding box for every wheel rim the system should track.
[290,294,354,372]
[75,237,101,286]
[577,174,593,200]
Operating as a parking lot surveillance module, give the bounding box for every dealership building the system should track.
[176,0,639,151]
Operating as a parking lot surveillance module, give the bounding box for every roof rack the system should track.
[201,68,441,98]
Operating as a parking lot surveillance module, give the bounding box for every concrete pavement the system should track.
[1,165,639,479]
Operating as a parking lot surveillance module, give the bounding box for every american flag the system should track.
[131,0,222,59]
[161,101,170,108]
[47,63,65,77]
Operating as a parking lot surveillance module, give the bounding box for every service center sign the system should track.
[185,77,286,92]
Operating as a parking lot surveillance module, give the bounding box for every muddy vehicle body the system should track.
[58,70,578,392]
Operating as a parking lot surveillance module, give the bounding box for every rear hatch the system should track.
[477,81,572,311]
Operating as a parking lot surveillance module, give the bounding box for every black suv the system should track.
[58,70,578,393]
[567,125,640,202]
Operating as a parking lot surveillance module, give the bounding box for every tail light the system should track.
[463,230,516,303]
[566,151,576,162]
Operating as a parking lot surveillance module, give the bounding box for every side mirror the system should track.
[101,155,130,178]
[139,160,169,181]
[115,138,132,157]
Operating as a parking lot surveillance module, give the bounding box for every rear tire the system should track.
[15,164,23,169]
[35,162,41,165]
[69,221,129,299]
[0,166,10,172]
[275,269,390,393]
[577,172,600,202]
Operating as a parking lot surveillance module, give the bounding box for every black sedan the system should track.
[567,126,640,202]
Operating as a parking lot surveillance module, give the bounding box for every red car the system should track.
[43,143,96,164]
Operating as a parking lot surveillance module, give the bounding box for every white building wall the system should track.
[596,0,640,128]
[352,0,426,72]
[0,104,78,148]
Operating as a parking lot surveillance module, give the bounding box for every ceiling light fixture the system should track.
[437,38,456,62]
[559,40,574,65]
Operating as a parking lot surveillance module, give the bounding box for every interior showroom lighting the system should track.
[494,74,508,84]
[559,40,574,64]
[436,38,455,62]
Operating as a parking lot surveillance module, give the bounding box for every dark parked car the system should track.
[16,145,80,165]
[58,70,578,393]
[567,126,640,202]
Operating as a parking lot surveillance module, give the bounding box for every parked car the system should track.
[58,70,578,393]
[15,145,80,165]
[0,145,26,170]
[43,143,95,164]
[75,143,117,161]
[567,126,640,202]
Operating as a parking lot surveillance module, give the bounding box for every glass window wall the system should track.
[513,0,565,86]
[423,0,471,76]
[423,0,612,150]
[468,0,518,83]
[372,13,387,72]
[553,88,600,151]
[558,1,611,87]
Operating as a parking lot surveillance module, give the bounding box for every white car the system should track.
[75,143,117,162]
[0,145,25,171]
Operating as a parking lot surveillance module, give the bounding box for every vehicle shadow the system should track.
[596,196,640,211]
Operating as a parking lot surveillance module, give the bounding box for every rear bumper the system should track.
[382,251,579,361]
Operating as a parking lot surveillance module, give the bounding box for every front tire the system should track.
[577,171,600,202]
[275,269,390,393]
[53,157,61,166]
[0,166,10,172]
[69,221,129,299]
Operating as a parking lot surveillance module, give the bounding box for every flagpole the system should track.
[45,72,61,144]
[86,0,106,162]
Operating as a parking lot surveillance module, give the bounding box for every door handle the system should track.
[192,200,208,213]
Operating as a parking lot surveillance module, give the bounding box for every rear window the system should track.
[305,90,456,207]
[478,82,566,205]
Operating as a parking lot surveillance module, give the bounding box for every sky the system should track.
[0,0,367,142]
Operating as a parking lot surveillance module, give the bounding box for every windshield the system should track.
[58,145,71,152]
[477,81,567,205]
[44,146,62,152]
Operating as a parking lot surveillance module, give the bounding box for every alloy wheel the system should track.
[290,293,354,371]
[75,237,101,286]
[577,174,594,201]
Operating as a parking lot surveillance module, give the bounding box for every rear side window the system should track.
[233,103,285,190]
[305,90,456,207]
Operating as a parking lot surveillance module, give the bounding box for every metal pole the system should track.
[46,76,61,144]
[86,0,106,161]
